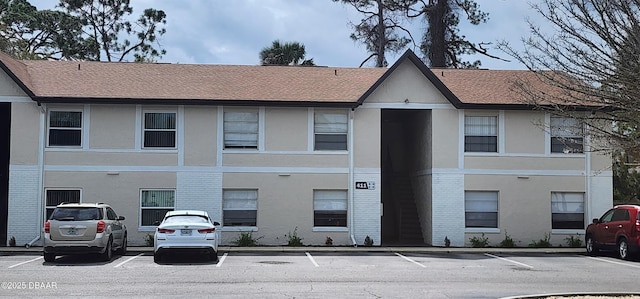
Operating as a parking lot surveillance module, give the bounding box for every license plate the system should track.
[180,229,192,236]
[67,229,77,235]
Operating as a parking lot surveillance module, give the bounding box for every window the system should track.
[551,192,584,229]
[144,112,176,148]
[314,190,347,227]
[45,189,81,220]
[140,190,175,226]
[314,111,347,150]
[465,191,498,228]
[464,116,497,152]
[48,111,82,146]
[551,116,583,153]
[223,111,258,149]
[223,189,257,226]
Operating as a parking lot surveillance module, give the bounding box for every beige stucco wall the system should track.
[504,111,546,154]
[223,153,347,168]
[431,109,459,168]
[45,151,178,166]
[265,107,308,151]
[90,105,135,149]
[184,106,217,166]
[364,60,451,104]
[44,171,176,245]
[353,108,381,169]
[222,172,349,245]
[10,102,40,165]
[465,174,586,246]
[0,71,28,96]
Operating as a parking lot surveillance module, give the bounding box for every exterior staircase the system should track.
[392,175,424,245]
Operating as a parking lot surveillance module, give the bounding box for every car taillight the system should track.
[157,228,175,234]
[96,221,106,233]
[44,221,50,234]
[198,228,215,233]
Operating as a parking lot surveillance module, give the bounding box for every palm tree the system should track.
[259,40,314,66]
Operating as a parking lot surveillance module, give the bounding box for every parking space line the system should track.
[216,252,228,268]
[8,256,43,269]
[305,252,319,267]
[484,253,534,269]
[114,253,144,268]
[395,253,426,268]
[585,256,640,269]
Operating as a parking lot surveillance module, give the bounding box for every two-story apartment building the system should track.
[0,50,612,247]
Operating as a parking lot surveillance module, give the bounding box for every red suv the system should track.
[586,205,640,260]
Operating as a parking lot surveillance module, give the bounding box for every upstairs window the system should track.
[224,111,258,149]
[48,111,82,146]
[464,116,497,152]
[144,112,176,148]
[551,116,583,153]
[314,111,347,150]
[314,190,347,227]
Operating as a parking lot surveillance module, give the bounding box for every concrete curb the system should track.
[1,246,586,255]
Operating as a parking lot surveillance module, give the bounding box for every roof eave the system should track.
[32,96,358,108]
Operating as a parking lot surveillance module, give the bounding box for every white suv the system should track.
[43,203,127,262]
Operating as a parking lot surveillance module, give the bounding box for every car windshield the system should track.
[50,208,102,221]
[163,215,209,224]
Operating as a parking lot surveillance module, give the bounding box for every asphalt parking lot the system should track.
[2,248,640,298]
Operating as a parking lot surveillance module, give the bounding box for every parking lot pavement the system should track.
[2,250,640,298]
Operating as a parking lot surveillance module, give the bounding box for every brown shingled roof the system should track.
[0,49,585,108]
[22,59,387,104]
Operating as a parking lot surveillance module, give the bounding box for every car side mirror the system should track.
[592,218,599,224]
[118,216,125,221]
[213,221,220,226]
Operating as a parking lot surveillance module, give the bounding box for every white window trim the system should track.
[221,107,264,152]
[141,109,178,150]
[44,188,82,220]
[464,190,499,229]
[313,189,348,228]
[310,108,349,152]
[546,113,585,156]
[139,189,176,228]
[46,107,86,148]
[462,113,502,154]
[222,189,258,227]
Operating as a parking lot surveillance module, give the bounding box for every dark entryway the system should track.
[0,103,10,246]
[381,109,431,245]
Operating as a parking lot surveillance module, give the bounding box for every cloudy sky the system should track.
[29,0,547,70]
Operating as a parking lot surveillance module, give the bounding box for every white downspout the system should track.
[27,103,46,248]
[349,108,356,247]
[585,126,592,224]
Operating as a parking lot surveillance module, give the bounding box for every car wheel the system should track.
[43,252,56,262]
[116,235,127,256]
[210,251,218,262]
[618,238,630,260]
[586,236,598,256]
[153,253,162,263]
[100,238,113,262]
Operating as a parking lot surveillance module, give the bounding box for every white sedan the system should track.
[153,210,220,263]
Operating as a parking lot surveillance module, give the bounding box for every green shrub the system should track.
[144,233,154,247]
[499,231,517,248]
[286,227,304,246]
[364,236,374,247]
[232,232,262,247]
[469,233,489,248]
[529,233,552,247]
[325,236,333,246]
[565,234,583,248]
